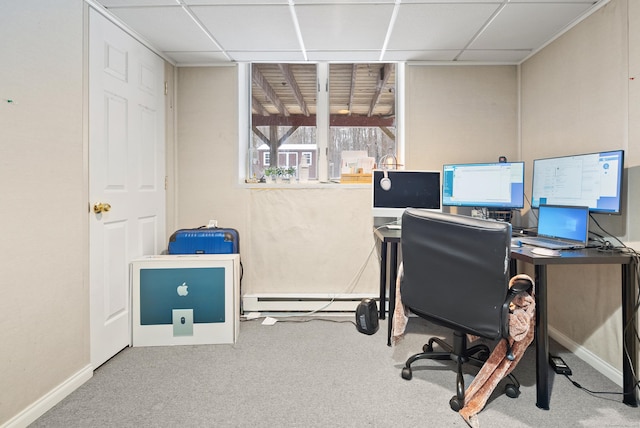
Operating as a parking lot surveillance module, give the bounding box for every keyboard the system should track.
[529,237,561,246]
[518,236,581,250]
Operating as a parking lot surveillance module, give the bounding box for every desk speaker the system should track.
[356,298,379,335]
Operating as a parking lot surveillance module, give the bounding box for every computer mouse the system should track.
[531,247,561,257]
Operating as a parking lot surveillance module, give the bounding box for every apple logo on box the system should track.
[176,282,188,296]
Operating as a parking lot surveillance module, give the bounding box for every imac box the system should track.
[131,254,240,347]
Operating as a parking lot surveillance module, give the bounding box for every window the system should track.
[328,64,396,180]
[302,152,313,166]
[247,63,397,182]
[249,63,318,181]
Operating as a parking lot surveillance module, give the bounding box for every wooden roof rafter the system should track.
[367,63,393,117]
[347,64,357,116]
[278,64,310,117]
[252,96,269,116]
[252,66,289,117]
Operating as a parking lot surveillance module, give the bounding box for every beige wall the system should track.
[520,0,638,371]
[165,63,178,237]
[405,65,518,169]
[0,0,88,425]
[628,0,640,246]
[176,66,246,231]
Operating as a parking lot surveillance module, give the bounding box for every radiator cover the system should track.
[242,293,379,313]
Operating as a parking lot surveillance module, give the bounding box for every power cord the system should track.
[243,238,379,323]
[562,374,628,403]
[588,213,640,394]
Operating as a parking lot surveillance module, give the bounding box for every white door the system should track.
[89,9,166,368]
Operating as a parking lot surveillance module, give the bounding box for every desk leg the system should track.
[387,243,398,347]
[535,265,550,410]
[379,241,387,320]
[622,263,639,407]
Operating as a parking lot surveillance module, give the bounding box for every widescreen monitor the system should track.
[372,170,441,219]
[442,162,525,209]
[531,150,624,214]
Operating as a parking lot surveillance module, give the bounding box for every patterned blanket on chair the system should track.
[392,267,535,428]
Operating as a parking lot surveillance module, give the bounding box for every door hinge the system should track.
[164,81,168,96]
[165,176,168,190]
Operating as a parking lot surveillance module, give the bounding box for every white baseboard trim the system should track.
[548,325,622,387]
[2,364,93,428]
[242,293,377,313]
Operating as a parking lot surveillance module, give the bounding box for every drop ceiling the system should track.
[94,0,607,66]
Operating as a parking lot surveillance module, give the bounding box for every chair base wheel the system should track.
[401,367,412,380]
[449,396,463,412]
[505,383,520,398]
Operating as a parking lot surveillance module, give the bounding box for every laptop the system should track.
[518,205,589,249]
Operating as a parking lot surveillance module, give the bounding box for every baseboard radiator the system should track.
[242,293,380,313]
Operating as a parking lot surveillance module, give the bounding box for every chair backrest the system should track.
[400,209,512,340]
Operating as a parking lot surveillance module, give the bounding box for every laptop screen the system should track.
[537,205,589,244]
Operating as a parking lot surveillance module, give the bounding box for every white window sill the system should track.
[241,180,370,189]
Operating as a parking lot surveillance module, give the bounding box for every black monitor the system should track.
[531,150,624,214]
[372,170,441,220]
[442,162,525,209]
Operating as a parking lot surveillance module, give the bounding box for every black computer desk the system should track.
[374,226,638,410]
[510,246,638,410]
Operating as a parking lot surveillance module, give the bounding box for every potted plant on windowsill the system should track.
[275,167,287,183]
[264,166,278,183]
[284,166,296,183]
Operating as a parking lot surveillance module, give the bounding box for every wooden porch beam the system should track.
[252,114,394,127]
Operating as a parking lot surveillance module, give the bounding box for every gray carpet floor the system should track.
[31,316,638,427]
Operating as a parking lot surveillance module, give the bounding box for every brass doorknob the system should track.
[93,203,111,214]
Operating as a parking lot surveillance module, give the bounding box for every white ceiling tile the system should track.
[469,2,595,50]
[295,3,395,51]
[295,0,394,3]
[108,6,219,51]
[185,0,288,4]
[508,0,593,3]
[227,51,307,62]
[165,51,231,65]
[457,50,532,63]
[191,5,301,51]
[386,3,501,51]
[399,0,501,3]
[382,50,461,62]
[100,0,177,6]
[306,50,381,62]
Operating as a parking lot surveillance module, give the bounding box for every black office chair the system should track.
[399,208,532,411]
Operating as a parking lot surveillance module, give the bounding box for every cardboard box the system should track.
[131,254,240,346]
